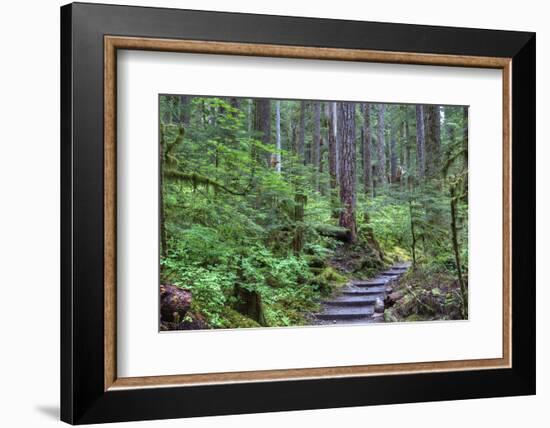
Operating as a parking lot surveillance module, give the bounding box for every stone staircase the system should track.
[315,263,411,325]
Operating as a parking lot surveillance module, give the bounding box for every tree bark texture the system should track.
[337,102,357,242]
[462,106,469,201]
[415,104,426,178]
[424,104,441,178]
[275,100,282,173]
[159,125,168,258]
[363,103,372,194]
[376,104,386,185]
[254,98,272,166]
[405,118,414,174]
[313,101,321,190]
[178,95,191,125]
[450,184,467,318]
[299,100,306,163]
[326,102,339,218]
[229,97,240,110]
[254,98,271,147]
[390,128,398,183]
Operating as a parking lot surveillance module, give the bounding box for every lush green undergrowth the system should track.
[159,96,468,328]
[161,221,359,328]
[160,183,468,328]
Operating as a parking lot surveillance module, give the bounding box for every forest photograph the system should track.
[159,95,469,331]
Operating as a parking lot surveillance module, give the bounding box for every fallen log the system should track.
[313,224,351,241]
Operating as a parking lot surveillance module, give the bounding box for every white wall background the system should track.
[0,1,546,427]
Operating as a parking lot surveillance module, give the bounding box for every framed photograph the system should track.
[61,2,535,424]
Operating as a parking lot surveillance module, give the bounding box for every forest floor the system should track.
[315,263,411,325]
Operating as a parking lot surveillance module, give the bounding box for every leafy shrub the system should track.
[163,262,235,327]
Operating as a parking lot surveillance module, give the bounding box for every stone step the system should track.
[373,276,395,282]
[316,306,375,320]
[391,264,409,268]
[352,279,387,287]
[315,262,410,325]
[349,285,386,293]
[342,289,386,297]
[317,318,379,325]
[381,271,402,277]
[323,297,377,306]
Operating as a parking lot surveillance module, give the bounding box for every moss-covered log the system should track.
[313,223,351,241]
[164,169,251,196]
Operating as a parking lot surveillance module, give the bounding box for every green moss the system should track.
[219,308,261,329]
[304,254,327,268]
[313,266,348,294]
[358,248,385,276]
[384,246,411,263]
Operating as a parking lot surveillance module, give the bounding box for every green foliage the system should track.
[361,193,411,259]
[161,260,234,327]
[159,95,469,328]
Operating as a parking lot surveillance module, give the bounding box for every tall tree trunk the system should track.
[289,102,306,254]
[299,101,306,164]
[159,125,168,259]
[313,101,321,190]
[424,105,441,178]
[337,102,357,242]
[326,102,339,218]
[235,256,267,326]
[408,199,417,268]
[254,99,271,145]
[334,104,341,183]
[390,128,398,183]
[178,95,191,125]
[291,193,306,254]
[404,120,408,167]
[415,105,426,178]
[254,99,272,165]
[359,104,365,172]
[363,103,372,194]
[229,97,240,110]
[450,183,467,318]
[376,104,386,186]
[275,100,282,173]
[163,95,173,124]
[247,99,252,134]
[289,114,295,154]
[462,106,469,201]
[405,118,413,173]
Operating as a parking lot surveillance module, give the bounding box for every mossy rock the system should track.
[358,249,385,272]
[313,266,348,293]
[220,308,261,329]
[304,255,327,268]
